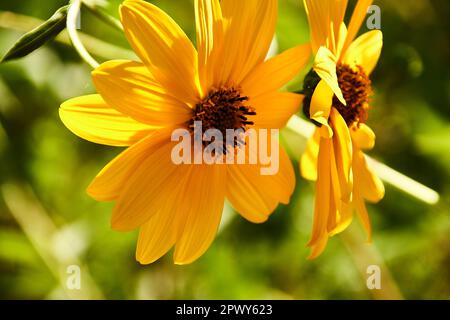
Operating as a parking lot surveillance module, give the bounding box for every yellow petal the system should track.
[219,0,278,84]
[354,148,385,203]
[137,215,175,265]
[350,123,375,150]
[111,140,186,231]
[327,145,340,234]
[251,92,303,129]
[136,165,193,264]
[330,108,353,202]
[226,146,295,223]
[300,128,320,181]
[226,165,277,224]
[342,0,374,55]
[335,22,348,58]
[308,137,331,247]
[328,138,353,235]
[310,80,334,138]
[303,0,347,54]
[241,43,311,98]
[343,30,383,75]
[92,60,192,126]
[195,0,224,94]
[303,0,330,54]
[330,0,349,49]
[329,201,353,237]
[314,46,346,105]
[308,234,329,260]
[250,135,296,205]
[60,94,154,147]
[326,0,349,56]
[354,191,372,241]
[87,128,171,202]
[174,164,226,264]
[120,0,199,103]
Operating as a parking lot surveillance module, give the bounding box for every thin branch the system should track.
[366,157,439,205]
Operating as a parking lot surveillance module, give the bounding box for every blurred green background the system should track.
[0,0,449,300]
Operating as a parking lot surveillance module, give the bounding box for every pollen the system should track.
[189,86,255,153]
[333,63,372,126]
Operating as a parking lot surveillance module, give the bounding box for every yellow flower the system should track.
[59,0,311,264]
[300,0,385,259]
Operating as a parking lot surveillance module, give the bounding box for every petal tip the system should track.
[173,255,194,266]
[135,251,157,266]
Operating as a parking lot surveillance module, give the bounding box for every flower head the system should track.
[300,0,385,259]
[60,0,310,264]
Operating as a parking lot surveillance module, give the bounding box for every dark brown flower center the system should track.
[332,63,372,126]
[302,64,372,127]
[188,86,255,153]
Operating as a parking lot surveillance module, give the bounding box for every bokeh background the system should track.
[0,0,449,300]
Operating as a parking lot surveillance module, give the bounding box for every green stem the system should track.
[82,1,123,32]
[366,156,439,205]
[67,0,100,68]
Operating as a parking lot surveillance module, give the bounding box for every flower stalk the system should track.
[67,0,99,68]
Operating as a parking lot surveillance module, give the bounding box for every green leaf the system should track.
[1,5,69,63]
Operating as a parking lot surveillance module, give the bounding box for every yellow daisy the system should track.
[59,0,310,264]
[300,0,385,259]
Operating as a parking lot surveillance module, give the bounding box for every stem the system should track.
[287,115,440,205]
[286,113,316,138]
[366,157,439,205]
[67,0,100,68]
[82,1,123,32]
